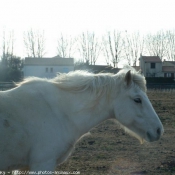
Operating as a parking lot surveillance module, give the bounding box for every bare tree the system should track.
[78,32,89,64]
[165,30,175,61]
[78,32,101,65]
[23,29,46,58]
[2,30,15,57]
[1,30,15,66]
[24,29,36,57]
[0,30,23,81]
[102,30,124,67]
[123,31,145,66]
[102,37,110,65]
[123,38,132,66]
[37,31,46,58]
[57,34,76,58]
[89,32,101,65]
[145,30,167,60]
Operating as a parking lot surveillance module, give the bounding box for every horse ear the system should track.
[125,70,132,86]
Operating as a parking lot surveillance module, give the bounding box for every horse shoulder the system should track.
[0,116,30,170]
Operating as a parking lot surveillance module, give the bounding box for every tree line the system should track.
[56,29,175,67]
[1,29,175,81]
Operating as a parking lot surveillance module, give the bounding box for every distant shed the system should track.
[23,56,74,78]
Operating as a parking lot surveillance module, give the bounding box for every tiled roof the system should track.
[162,66,175,72]
[24,57,74,66]
[163,61,175,65]
[141,56,161,63]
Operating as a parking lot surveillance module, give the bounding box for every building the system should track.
[162,61,175,78]
[140,55,163,77]
[23,56,74,78]
[140,55,175,78]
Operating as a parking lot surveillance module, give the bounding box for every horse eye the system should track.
[134,98,142,104]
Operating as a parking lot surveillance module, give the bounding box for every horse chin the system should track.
[123,127,146,144]
[112,120,146,144]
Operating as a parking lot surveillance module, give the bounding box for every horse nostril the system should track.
[147,128,162,142]
[146,131,152,141]
[157,128,161,136]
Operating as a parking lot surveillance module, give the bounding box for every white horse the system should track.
[0,68,163,174]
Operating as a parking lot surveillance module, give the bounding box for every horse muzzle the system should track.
[145,127,164,142]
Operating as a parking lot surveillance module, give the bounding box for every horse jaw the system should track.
[113,120,145,144]
[124,127,145,144]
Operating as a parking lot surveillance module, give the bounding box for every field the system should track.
[57,90,175,175]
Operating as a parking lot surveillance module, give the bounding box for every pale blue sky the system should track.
[1,0,175,32]
[0,0,175,64]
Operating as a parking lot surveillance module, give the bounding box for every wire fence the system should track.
[147,83,175,89]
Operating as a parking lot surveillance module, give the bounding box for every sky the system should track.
[0,0,175,65]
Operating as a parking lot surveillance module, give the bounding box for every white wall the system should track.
[140,58,163,77]
[23,65,74,78]
[145,62,163,77]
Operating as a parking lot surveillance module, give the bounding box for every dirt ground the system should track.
[57,90,175,175]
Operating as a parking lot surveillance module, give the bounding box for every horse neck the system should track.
[68,91,115,137]
[60,75,122,138]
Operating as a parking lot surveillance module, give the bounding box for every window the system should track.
[46,67,48,73]
[167,73,171,77]
[150,63,155,69]
[164,73,173,77]
[50,67,53,73]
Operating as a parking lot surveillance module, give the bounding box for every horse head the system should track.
[113,69,164,143]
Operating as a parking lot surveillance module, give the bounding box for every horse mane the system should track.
[53,71,117,101]
[52,67,146,97]
[18,67,146,99]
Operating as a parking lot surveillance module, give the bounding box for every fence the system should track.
[147,83,175,89]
